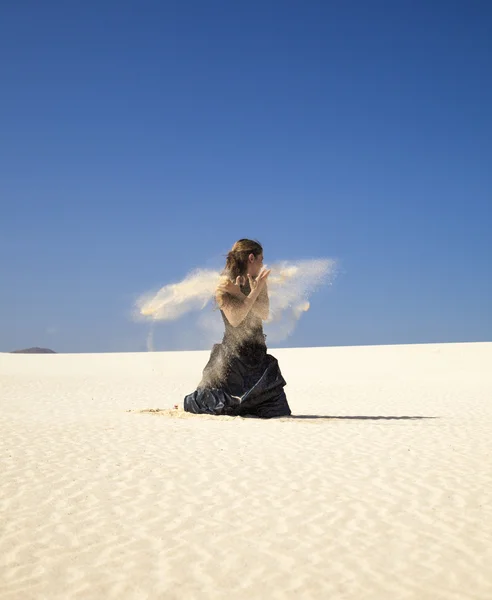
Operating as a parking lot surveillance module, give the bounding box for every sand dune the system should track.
[1,343,491,599]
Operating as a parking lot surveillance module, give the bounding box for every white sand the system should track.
[1,342,491,599]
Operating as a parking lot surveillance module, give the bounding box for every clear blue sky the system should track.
[1,1,491,352]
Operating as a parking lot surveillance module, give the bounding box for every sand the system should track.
[1,342,491,599]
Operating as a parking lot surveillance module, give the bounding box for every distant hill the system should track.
[11,347,57,354]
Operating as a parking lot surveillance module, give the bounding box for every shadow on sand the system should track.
[285,415,437,421]
[132,409,437,421]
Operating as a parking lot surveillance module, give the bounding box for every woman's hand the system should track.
[218,270,269,327]
[247,267,271,294]
[217,276,246,299]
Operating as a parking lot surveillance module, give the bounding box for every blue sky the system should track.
[1,1,491,352]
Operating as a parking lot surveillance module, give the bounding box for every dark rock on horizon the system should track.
[11,347,57,354]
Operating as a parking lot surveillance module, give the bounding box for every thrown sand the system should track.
[1,343,491,599]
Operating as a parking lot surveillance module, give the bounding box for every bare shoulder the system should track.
[216,290,242,309]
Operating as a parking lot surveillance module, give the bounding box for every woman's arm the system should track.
[217,287,261,327]
[217,269,270,327]
[252,285,269,320]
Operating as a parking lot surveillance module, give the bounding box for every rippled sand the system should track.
[1,343,491,599]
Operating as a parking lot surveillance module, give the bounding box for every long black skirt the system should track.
[184,343,291,419]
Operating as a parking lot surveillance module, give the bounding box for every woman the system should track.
[184,239,291,418]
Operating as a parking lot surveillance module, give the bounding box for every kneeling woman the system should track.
[184,239,291,418]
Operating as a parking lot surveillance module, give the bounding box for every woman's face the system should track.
[247,253,264,277]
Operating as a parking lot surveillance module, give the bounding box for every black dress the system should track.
[183,292,291,418]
